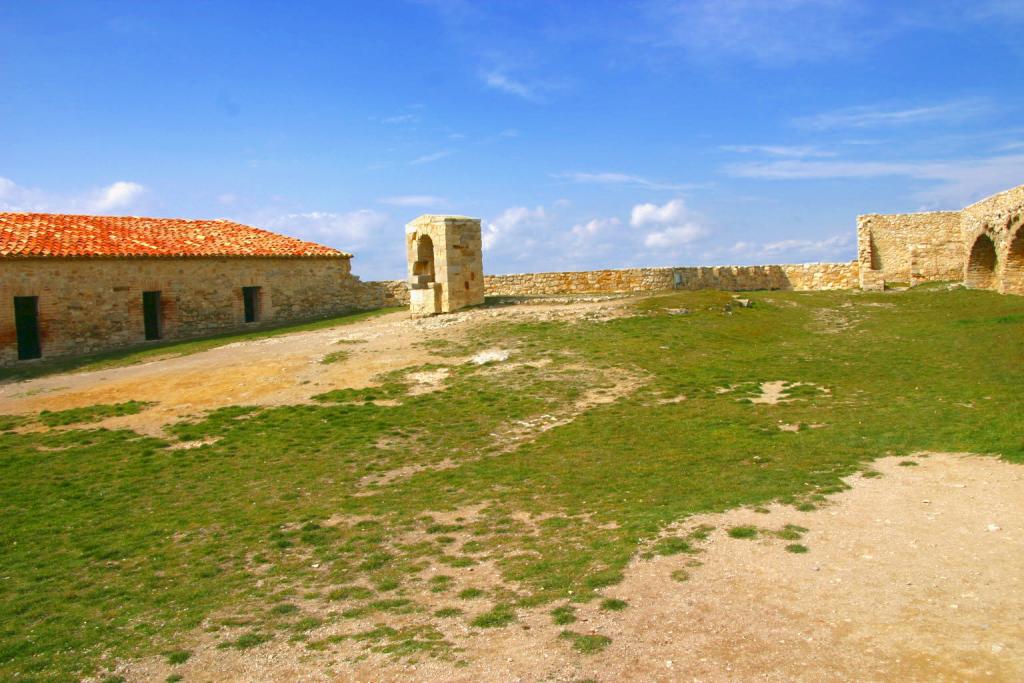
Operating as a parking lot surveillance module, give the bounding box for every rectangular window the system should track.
[13,296,42,360]
[143,291,162,340]
[242,286,261,323]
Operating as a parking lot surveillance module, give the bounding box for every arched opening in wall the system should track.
[413,235,435,283]
[965,233,998,289]
[1004,228,1024,294]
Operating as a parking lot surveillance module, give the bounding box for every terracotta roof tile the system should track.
[0,213,351,258]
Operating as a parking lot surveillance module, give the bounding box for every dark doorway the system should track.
[143,291,162,340]
[14,296,41,360]
[243,286,261,323]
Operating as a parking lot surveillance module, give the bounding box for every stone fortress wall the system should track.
[857,184,1024,294]
[365,261,858,307]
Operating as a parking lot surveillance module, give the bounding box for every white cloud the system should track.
[0,177,48,212]
[721,144,835,158]
[722,233,854,263]
[481,71,535,99]
[0,177,148,214]
[88,181,146,212]
[630,198,707,249]
[571,217,620,238]
[483,206,547,251]
[265,209,391,251]
[630,198,687,227]
[409,150,452,165]
[643,225,704,248]
[796,99,990,130]
[378,195,448,208]
[554,171,692,191]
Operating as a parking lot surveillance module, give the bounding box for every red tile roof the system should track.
[0,213,351,258]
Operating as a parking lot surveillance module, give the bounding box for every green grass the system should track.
[785,544,810,554]
[470,604,517,628]
[551,605,577,625]
[0,307,393,382]
[559,630,612,654]
[727,525,758,539]
[599,598,628,611]
[1,288,1022,679]
[320,350,351,365]
[38,401,154,427]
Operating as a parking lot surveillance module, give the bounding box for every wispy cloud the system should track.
[481,71,535,100]
[382,113,419,125]
[649,0,871,65]
[264,209,391,251]
[721,233,853,263]
[721,144,835,158]
[0,177,148,214]
[726,153,1024,207]
[570,217,620,238]
[796,99,991,130]
[554,171,693,192]
[378,195,448,208]
[409,150,452,166]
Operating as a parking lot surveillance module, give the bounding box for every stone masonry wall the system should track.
[960,185,1024,295]
[482,262,858,296]
[856,211,963,286]
[0,256,383,366]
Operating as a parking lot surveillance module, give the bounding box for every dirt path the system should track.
[0,298,632,436]
[120,452,1024,682]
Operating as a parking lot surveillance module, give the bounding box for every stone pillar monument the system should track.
[405,215,485,317]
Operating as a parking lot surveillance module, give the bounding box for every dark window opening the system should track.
[243,286,261,323]
[143,291,162,340]
[14,296,41,360]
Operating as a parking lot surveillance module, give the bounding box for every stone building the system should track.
[405,215,484,317]
[0,213,380,366]
[857,184,1024,294]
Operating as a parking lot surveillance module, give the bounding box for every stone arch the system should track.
[414,234,435,283]
[965,233,998,289]
[1003,226,1024,294]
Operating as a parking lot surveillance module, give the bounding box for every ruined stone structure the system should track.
[857,184,1024,294]
[0,213,384,366]
[405,215,484,317]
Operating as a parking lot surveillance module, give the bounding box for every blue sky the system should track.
[2,1,1022,279]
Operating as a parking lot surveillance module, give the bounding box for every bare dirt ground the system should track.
[0,297,632,437]
[120,452,1024,682]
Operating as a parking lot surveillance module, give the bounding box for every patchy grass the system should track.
[786,544,810,554]
[727,525,759,539]
[38,400,154,426]
[1,288,1023,679]
[600,598,628,611]
[320,350,351,365]
[470,604,517,628]
[551,605,577,625]
[559,631,612,654]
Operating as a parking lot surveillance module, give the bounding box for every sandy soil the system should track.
[0,298,632,437]
[120,452,1024,682]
